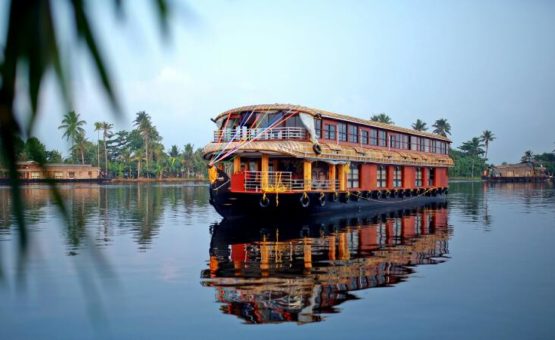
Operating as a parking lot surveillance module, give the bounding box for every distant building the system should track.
[484,163,550,182]
[0,161,100,181]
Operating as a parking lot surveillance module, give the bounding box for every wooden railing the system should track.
[213,127,307,142]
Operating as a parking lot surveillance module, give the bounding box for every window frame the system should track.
[338,122,347,142]
[348,162,360,188]
[348,124,359,143]
[393,166,402,187]
[415,167,422,187]
[361,130,369,145]
[377,165,387,188]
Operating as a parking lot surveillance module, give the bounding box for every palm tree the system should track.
[94,122,102,167]
[480,130,495,160]
[432,118,451,137]
[134,111,153,177]
[412,119,428,131]
[459,137,485,177]
[71,131,88,164]
[370,113,394,124]
[59,111,86,163]
[521,150,534,164]
[100,121,113,176]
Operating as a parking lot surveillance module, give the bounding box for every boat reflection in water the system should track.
[201,203,450,324]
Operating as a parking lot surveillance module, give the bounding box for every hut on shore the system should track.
[0,161,100,182]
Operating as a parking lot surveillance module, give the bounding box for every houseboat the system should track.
[482,163,551,182]
[203,104,453,219]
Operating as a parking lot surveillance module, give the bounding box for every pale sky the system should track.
[3,0,555,164]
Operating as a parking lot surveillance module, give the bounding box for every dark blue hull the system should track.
[210,185,448,220]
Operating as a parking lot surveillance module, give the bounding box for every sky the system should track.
[3,0,555,164]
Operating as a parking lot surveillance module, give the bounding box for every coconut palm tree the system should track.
[412,119,428,131]
[432,118,451,137]
[134,111,153,177]
[459,137,485,177]
[521,150,534,164]
[480,130,495,159]
[370,113,394,124]
[94,121,102,166]
[70,131,88,164]
[59,111,86,163]
[100,121,113,175]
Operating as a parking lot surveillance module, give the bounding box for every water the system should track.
[0,182,554,339]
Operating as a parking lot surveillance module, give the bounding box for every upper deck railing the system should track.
[213,127,307,143]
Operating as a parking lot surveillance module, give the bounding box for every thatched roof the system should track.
[203,140,454,167]
[214,104,451,142]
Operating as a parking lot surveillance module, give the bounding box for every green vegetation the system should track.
[6,111,208,179]
[432,118,451,137]
[370,113,394,124]
[481,130,495,159]
[521,150,555,175]
[411,119,428,131]
[449,138,487,178]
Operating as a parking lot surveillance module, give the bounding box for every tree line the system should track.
[7,111,208,179]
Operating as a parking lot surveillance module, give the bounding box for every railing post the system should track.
[303,160,312,191]
[233,156,241,174]
[261,154,269,190]
[329,164,336,191]
[337,164,347,191]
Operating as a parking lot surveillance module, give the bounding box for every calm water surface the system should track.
[0,182,554,339]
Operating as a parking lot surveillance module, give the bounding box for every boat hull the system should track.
[209,186,447,220]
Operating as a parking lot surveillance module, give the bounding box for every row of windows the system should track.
[348,165,436,189]
[315,119,448,154]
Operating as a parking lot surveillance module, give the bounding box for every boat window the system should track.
[348,125,358,143]
[370,129,378,146]
[431,140,437,153]
[361,130,369,145]
[423,138,430,152]
[338,123,347,142]
[285,115,302,128]
[258,112,283,128]
[415,167,423,187]
[393,166,402,187]
[324,124,336,140]
[315,119,322,138]
[389,134,400,149]
[401,135,409,150]
[428,167,435,186]
[377,165,387,188]
[410,136,420,151]
[348,163,360,188]
[439,142,448,154]
[378,130,387,147]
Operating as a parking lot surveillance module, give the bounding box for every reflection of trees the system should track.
[202,204,451,324]
[0,184,210,252]
[449,181,484,222]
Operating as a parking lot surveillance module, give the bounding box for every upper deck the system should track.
[212,104,449,147]
[205,104,453,167]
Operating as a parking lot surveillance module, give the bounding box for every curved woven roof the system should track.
[214,104,451,142]
[203,140,454,167]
